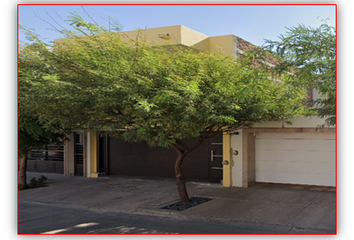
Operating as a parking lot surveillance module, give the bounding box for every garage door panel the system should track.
[256,161,288,173]
[257,134,335,151]
[256,139,283,150]
[258,133,334,140]
[315,162,335,175]
[296,162,328,174]
[292,173,335,186]
[255,133,335,187]
[255,160,274,172]
[302,149,335,164]
[256,149,302,164]
[274,150,300,162]
[257,161,334,175]
[257,171,335,186]
[305,140,335,152]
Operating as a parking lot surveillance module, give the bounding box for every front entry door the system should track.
[209,132,223,182]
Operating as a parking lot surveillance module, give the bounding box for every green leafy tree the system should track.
[265,22,336,127]
[19,14,307,203]
[18,46,68,189]
[18,112,67,189]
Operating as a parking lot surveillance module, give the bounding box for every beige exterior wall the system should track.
[230,130,243,187]
[121,25,210,48]
[208,35,235,56]
[190,38,210,52]
[253,116,335,129]
[121,25,182,46]
[180,25,209,46]
[120,25,236,57]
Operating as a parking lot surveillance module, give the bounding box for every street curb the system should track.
[133,198,189,219]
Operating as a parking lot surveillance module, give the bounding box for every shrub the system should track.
[29,175,48,188]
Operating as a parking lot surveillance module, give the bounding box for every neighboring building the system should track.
[60,25,335,188]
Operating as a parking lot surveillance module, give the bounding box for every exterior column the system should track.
[242,130,256,188]
[86,131,99,178]
[64,133,75,176]
[230,130,243,187]
[222,132,231,187]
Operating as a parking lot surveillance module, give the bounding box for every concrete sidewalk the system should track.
[18,172,336,234]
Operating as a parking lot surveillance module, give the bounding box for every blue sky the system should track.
[18,4,336,47]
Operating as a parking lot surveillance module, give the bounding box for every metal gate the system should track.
[107,132,223,182]
[74,133,84,176]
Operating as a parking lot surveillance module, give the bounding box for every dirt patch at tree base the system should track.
[161,197,212,211]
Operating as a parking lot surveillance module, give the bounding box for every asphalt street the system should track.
[19,201,307,234]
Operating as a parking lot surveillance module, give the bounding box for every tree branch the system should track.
[171,143,183,155]
[175,140,188,152]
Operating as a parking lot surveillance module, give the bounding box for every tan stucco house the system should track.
[30,25,336,188]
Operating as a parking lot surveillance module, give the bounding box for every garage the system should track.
[107,132,223,182]
[255,132,336,187]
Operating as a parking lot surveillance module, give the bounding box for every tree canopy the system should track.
[265,22,336,127]
[19,14,308,203]
[19,14,307,145]
[18,51,69,188]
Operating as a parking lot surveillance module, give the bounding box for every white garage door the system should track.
[255,133,336,187]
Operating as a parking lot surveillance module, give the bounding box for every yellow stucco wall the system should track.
[230,130,243,187]
[120,25,235,58]
[222,132,231,187]
[121,25,182,46]
[121,25,211,47]
[191,38,210,52]
[208,35,235,56]
[180,25,209,47]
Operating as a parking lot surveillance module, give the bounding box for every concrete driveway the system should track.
[18,172,336,234]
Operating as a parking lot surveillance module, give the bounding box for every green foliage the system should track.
[18,41,70,156]
[265,22,336,127]
[29,175,48,188]
[18,110,68,156]
[19,175,48,190]
[19,14,307,149]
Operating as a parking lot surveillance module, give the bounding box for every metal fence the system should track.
[28,145,64,161]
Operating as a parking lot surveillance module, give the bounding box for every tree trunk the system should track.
[20,153,28,188]
[172,137,206,205]
[174,153,190,204]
